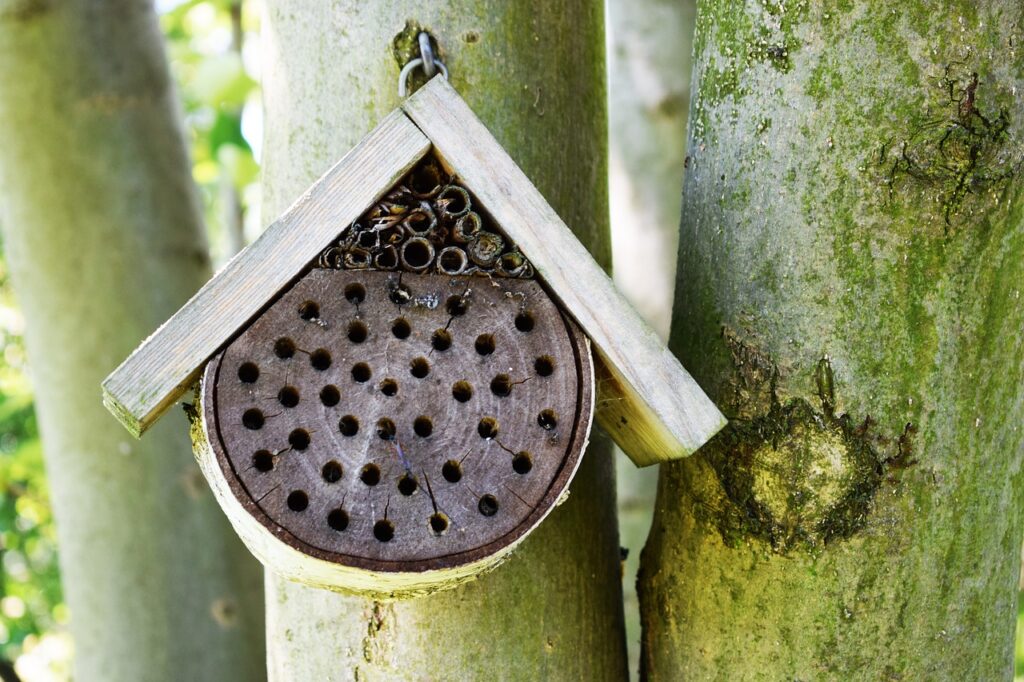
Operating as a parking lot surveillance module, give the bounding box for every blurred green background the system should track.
[0,1,1021,680]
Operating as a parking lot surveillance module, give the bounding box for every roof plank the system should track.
[402,77,726,465]
[103,110,431,436]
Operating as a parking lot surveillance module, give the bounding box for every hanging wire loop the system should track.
[398,32,448,97]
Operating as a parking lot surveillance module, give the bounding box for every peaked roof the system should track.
[102,76,725,466]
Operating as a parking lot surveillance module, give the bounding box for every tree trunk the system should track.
[639,0,1024,679]
[0,4,265,681]
[606,0,695,675]
[259,2,626,680]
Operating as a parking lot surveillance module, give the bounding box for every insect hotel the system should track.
[102,77,726,596]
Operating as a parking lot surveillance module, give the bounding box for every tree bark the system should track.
[606,0,695,676]
[640,0,1024,679]
[0,3,265,681]
[259,2,626,680]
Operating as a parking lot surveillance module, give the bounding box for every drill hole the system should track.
[320,385,340,407]
[478,494,499,517]
[252,450,274,472]
[413,416,433,437]
[344,283,366,304]
[287,490,308,512]
[452,381,473,402]
[321,460,343,483]
[490,374,512,397]
[391,317,412,339]
[429,513,449,535]
[534,356,555,377]
[410,357,431,379]
[442,460,462,483]
[237,362,259,383]
[288,429,310,451]
[274,338,296,359]
[347,320,368,343]
[351,362,372,383]
[327,508,349,531]
[310,349,332,371]
[514,311,535,332]
[512,452,533,474]
[278,386,300,408]
[373,519,395,542]
[431,329,452,351]
[478,417,499,439]
[376,418,396,441]
[538,409,558,430]
[380,378,399,396]
[242,409,264,430]
[339,415,359,436]
[360,464,381,486]
[474,334,496,356]
[299,301,320,321]
[446,295,468,316]
[397,474,418,496]
[389,283,412,305]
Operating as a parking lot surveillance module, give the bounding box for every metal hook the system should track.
[418,32,437,78]
[398,57,448,98]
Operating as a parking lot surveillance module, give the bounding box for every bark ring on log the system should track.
[192,269,593,597]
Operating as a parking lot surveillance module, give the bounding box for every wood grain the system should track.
[402,77,727,465]
[103,111,431,436]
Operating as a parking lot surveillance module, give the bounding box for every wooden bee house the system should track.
[103,76,725,596]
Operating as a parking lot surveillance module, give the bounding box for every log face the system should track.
[205,268,592,579]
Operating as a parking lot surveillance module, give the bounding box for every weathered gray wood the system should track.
[402,77,727,466]
[103,111,431,436]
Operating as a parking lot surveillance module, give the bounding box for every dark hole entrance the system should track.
[299,301,320,321]
[490,374,512,397]
[538,409,558,431]
[242,408,264,430]
[274,338,296,359]
[344,283,366,304]
[310,349,332,371]
[373,520,395,542]
[477,417,499,439]
[321,460,343,483]
[398,474,418,496]
[351,362,372,382]
[320,385,340,407]
[403,240,432,268]
[446,295,468,317]
[347,320,368,343]
[534,356,555,377]
[429,513,449,535]
[410,357,431,379]
[514,311,535,332]
[413,416,433,437]
[376,418,396,441]
[452,381,473,402]
[238,362,259,383]
[361,464,381,486]
[380,378,399,396]
[327,508,349,531]
[287,490,309,512]
[474,334,496,356]
[431,329,452,351]
[478,494,499,517]
[339,415,359,436]
[252,450,273,472]
[439,249,465,273]
[288,429,311,451]
[512,452,533,475]
[442,460,462,483]
[391,318,412,339]
[278,386,300,408]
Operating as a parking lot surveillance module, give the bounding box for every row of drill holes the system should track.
[347,318,413,344]
[254,451,531,478]
[238,354,552,389]
[306,507,449,540]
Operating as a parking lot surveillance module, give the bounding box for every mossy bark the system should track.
[260,2,627,680]
[0,3,266,681]
[640,0,1024,679]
